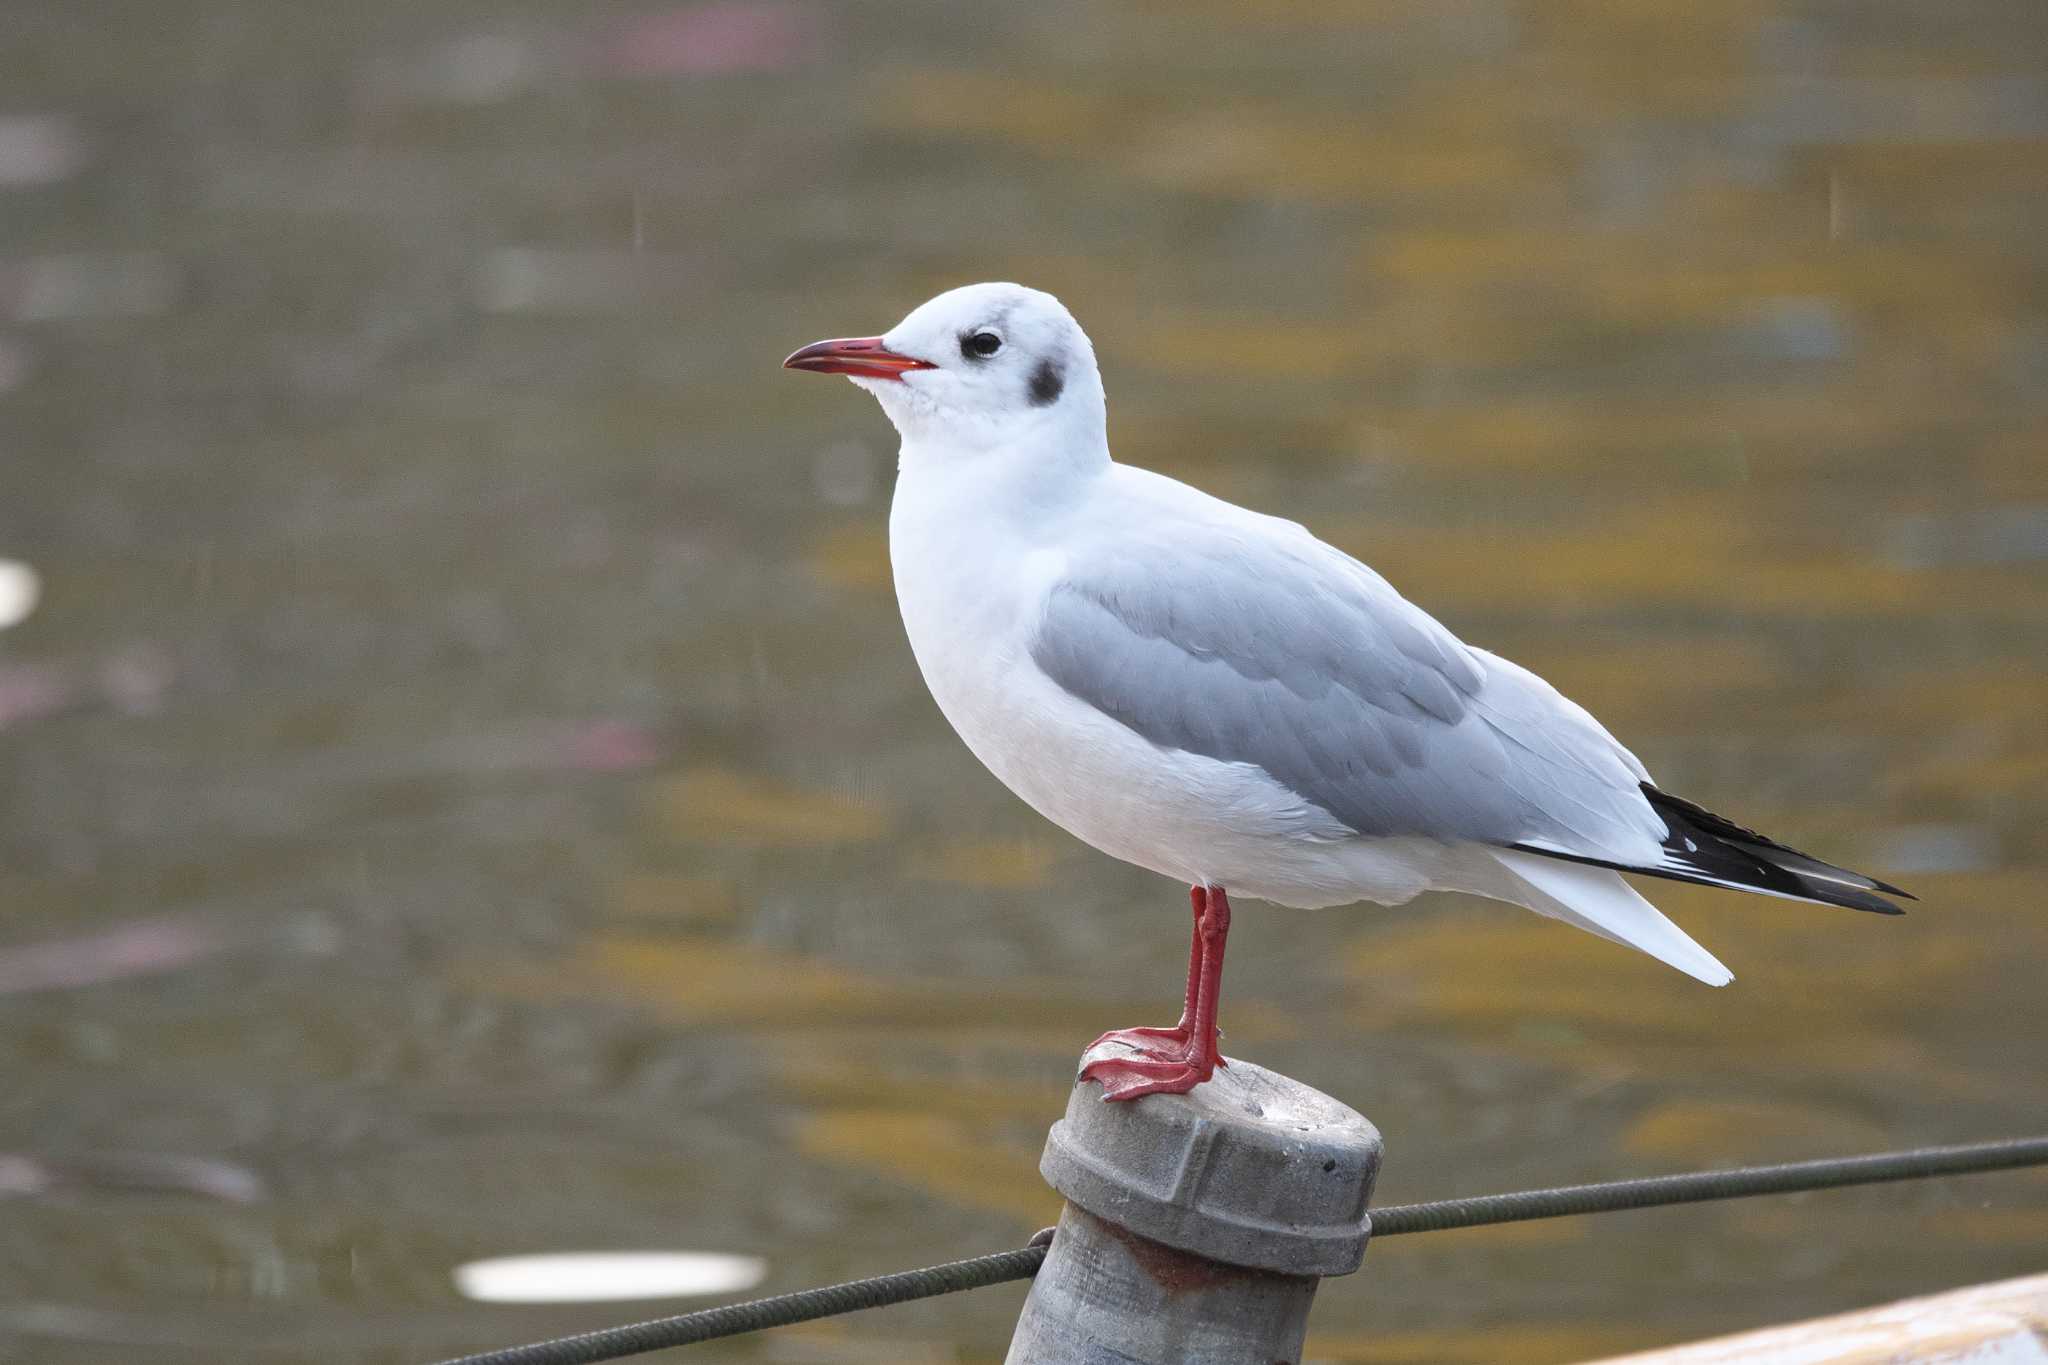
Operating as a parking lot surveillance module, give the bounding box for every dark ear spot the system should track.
[1028,358,1065,407]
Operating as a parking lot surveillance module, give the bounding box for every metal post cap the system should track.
[1041,1053,1381,1277]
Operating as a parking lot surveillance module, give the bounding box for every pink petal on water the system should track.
[97,644,175,715]
[0,1152,264,1203]
[598,3,815,78]
[561,719,667,772]
[0,663,76,731]
[0,115,88,187]
[0,916,235,996]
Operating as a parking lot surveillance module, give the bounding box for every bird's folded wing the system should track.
[1029,521,1667,865]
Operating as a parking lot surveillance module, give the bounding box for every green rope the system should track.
[1368,1134,2048,1235]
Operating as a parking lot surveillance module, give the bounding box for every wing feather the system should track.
[1030,517,1665,863]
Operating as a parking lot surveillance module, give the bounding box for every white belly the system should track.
[889,499,1443,910]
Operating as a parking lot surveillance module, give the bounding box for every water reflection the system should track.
[0,1,2043,1362]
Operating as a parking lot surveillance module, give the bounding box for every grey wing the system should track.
[1029,522,1667,863]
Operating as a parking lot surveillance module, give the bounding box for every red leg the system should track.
[1080,885,1233,1101]
[1190,887,1230,1072]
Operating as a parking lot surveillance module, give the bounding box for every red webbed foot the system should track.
[1079,1042,1215,1100]
[1084,1023,1192,1060]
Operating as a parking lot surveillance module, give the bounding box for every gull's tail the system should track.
[1488,847,1734,986]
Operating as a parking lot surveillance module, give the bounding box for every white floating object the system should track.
[0,560,39,630]
[453,1251,767,1304]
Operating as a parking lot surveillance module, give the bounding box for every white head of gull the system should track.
[785,282,1906,1100]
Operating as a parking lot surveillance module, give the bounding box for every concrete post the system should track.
[1006,1051,1381,1365]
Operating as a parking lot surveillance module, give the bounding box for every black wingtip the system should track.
[1826,886,1909,916]
[1624,786,1917,916]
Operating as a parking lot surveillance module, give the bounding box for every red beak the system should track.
[782,335,936,381]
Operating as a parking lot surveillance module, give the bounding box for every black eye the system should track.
[962,330,1003,360]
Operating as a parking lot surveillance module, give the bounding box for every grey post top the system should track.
[1040,1052,1381,1278]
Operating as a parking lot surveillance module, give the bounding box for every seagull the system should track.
[783,282,1908,1101]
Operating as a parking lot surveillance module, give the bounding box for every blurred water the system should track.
[2,3,2045,1361]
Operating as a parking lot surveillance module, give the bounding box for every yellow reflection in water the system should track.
[1619,1099,1890,1164]
[796,1110,1058,1227]
[805,521,891,594]
[1354,899,1956,1059]
[905,838,1066,891]
[1339,502,1942,614]
[483,931,1305,1045]
[649,768,893,848]
[482,935,892,1027]
[607,872,739,925]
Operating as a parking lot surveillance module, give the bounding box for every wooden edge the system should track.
[1578,1271,2048,1364]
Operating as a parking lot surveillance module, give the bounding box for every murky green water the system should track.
[3,2,2045,1361]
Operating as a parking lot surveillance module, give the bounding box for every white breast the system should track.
[887,452,1438,908]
